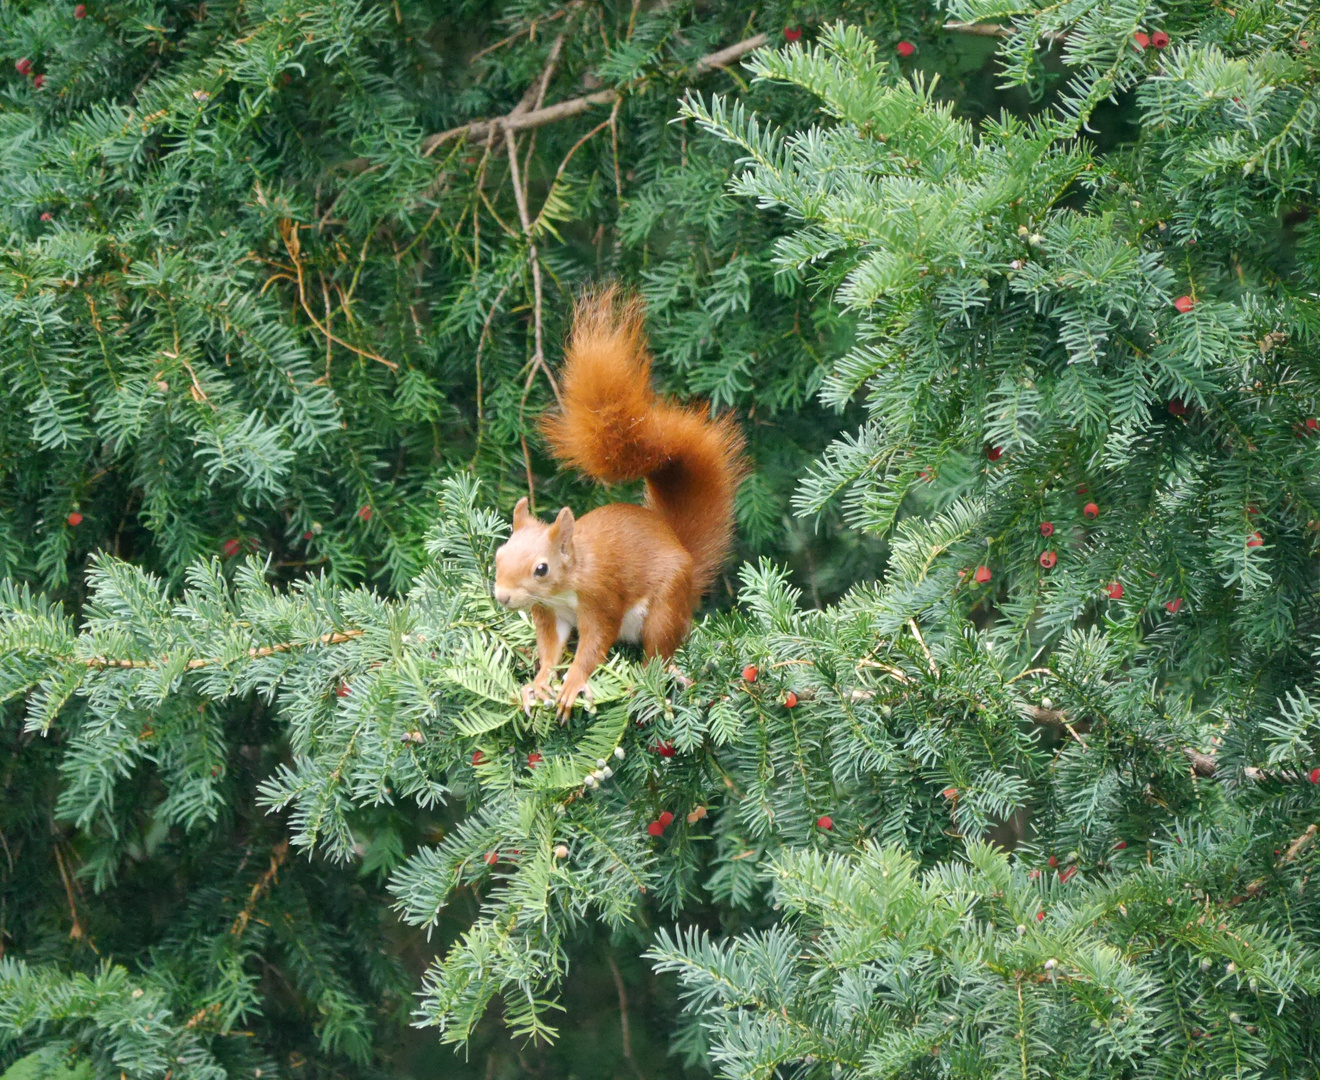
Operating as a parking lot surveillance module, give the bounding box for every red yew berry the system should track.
[1029,869,1041,880]
[75,3,87,16]
[987,445,1003,461]
[1039,550,1057,569]
[222,538,242,557]
[1059,866,1077,883]
[974,565,992,584]
[1133,31,1150,49]
[742,664,758,683]
[896,40,916,57]
[1115,840,1127,850]
[1107,581,1124,600]
[15,58,31,75]
[337,683,350,697]
[646,820,664,837]
[1039,521,1054,537]
[1165,598,1183,614]
[484,851,498,865]
[1307,418,1319,431]
[1168,399,1187,416]
[941,786,958,799]
[816,815,833,830]
[1076,485,1088,495]
[655,742,675,757]
[472,750,484,765]
[658,811,674,827]
[783,691,799,708]
[1047,855,1058,868]
[1310,767,1320,784]
[1083,502,1100,519]
[66,511,83,526]
[1247,532,1263,548]
[1173,295,1196,313]
[358,505,372,521]
[39,212,52,222]
[32,74,45,89]
[1037,911,1045,922]
[783,27,801,41]
[527,752,542,767]
[1151,30,1169,48]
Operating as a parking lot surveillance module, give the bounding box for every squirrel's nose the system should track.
[494,587,511,607]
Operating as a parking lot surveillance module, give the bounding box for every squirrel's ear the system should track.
[512,497,530,530]
[551,506,575,552]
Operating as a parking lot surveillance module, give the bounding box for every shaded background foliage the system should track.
[5,1,1320,1079]
[0,2,932,1076]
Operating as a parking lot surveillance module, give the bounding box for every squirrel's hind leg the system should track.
[642,576,694,661]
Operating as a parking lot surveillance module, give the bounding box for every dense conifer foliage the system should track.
[3,1,1320,1078]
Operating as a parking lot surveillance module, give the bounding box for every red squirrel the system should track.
[493,286,746,717]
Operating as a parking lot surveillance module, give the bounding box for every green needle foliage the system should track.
[4,1,1320,1079]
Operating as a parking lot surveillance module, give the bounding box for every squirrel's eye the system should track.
[533,562,549,578]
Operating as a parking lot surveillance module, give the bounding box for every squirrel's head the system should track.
[493,498,576,610]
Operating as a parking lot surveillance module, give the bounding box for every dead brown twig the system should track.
[231,840,290,937]
[275,221,397,371]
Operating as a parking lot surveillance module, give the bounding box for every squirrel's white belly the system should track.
[545,593,648,645]
[618,600,650,643]
[544,592,579,646]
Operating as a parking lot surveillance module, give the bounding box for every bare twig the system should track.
[505,130,562,411]
[470,284,510,468]
[1183,746,1218,778]
[470,6,571,62]
[908,619,938,677]
[607,953,644,1079]
[421,32,768,155]
[943,21,1069,43]
[231,841,290,937]
[1282,823,1318,864]
[1223,824,1318,908]
[68,629,363,672]
[530,109,615,239]
[53,843,94,949]
[277,222,398,370]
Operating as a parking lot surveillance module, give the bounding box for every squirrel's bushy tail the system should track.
[541,286,746,599]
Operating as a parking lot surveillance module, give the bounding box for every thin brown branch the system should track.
[907,618,938,677]
[607,953,645,1080]
[276,221,398,370]
[470,284,510,468]
[532,118,613,237]
[53,843,94,949]
[470,7,570,62]
[1223,825,1318,909]
[505,127,561,410]
[1282,823,1318,864]
[73,629,363,672]
[231,841,290,937]
[421,32,768,155]
[1027,706,1088,748]
[943,21,1069,42]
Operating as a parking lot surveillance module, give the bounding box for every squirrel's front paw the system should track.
[521,677,554,716]
[554,673,593,721]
